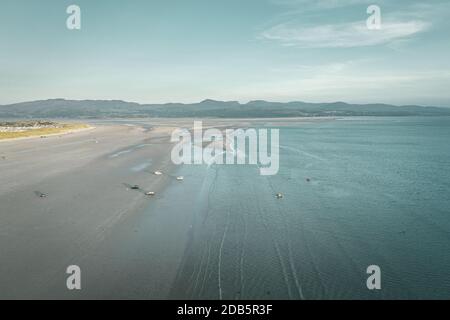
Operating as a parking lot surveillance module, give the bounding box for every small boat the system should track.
[176,176,184,181]
[276,193,283,199]
[145,191,156,196]
[154,171,163,175]
[35,191,47,198]
[306,178,311,182]
[130,185,140,190]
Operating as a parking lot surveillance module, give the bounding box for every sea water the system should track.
[154,117,450,299]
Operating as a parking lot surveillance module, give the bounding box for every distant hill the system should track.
[0,99,449,119]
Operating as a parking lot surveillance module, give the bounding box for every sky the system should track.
[1,0,450,106]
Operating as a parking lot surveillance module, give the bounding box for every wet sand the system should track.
[0,123,186,299]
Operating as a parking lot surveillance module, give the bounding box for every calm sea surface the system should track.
[149,117,450,299]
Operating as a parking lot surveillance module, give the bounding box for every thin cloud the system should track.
[260,20,430,48]
[270,0,376,10]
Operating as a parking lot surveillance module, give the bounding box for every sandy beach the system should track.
[0,122,188,299]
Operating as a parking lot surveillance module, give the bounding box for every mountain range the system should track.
[1,99,449,119]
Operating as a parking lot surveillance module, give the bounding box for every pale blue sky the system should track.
[1,0,450,106]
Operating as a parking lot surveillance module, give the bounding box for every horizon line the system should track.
[1,98,447,109]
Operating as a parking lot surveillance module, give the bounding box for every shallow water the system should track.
[148,117,450,299]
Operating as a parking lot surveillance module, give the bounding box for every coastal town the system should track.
[0,121,89,140]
